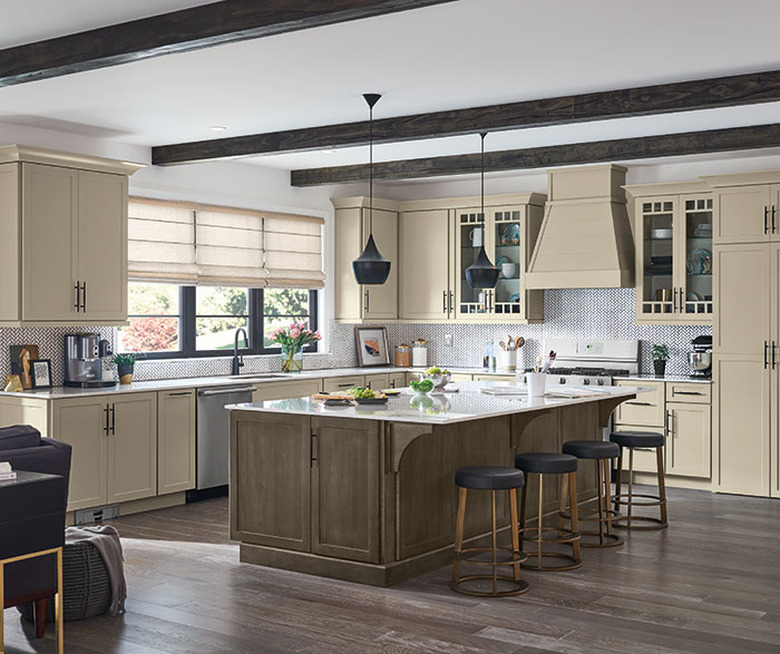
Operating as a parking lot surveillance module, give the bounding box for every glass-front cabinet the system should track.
[454,199,544,323]
[628,182,713,325]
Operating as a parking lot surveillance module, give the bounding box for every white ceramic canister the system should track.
[496,349,516,372]
[412,345,428,368]
[526,372,547,397]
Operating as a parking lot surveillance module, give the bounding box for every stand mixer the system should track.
[687,335,712,378]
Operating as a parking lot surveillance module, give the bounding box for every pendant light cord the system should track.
[369,100,374,234]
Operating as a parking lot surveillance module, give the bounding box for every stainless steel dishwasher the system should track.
[192,384,254,500]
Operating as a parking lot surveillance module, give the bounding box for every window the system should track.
[119,283,318,359]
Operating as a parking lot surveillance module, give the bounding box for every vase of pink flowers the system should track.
[269,322,321,373]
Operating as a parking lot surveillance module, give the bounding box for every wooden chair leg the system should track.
[452,487,467,585]
[656,446,668,525]
[34,598,48,638]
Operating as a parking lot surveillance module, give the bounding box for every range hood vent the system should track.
[526,164,634,289]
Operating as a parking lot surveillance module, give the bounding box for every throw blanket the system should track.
[65,525,126,616]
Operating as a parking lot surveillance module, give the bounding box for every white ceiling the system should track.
[1,0,779,174]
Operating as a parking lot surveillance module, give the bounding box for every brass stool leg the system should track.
[509,488,521,581]
[615,448,623,513]
[580,458,623,547]
[657,446,668,526]
[451,487,467,586]
[520,481,528,555]
[604,458,614,537]
[627,448,635,528]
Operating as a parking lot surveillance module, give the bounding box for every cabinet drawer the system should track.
[614,380,664,426]
[666,382,711,404]
[322,376,365,393]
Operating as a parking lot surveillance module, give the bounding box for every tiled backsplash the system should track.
[0,289,710,384]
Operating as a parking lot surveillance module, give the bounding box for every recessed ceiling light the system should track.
[209,125,228,132]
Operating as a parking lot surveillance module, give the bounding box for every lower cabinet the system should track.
[364,372,406,390]
[157,389,196,495]
[614,380,712,480]
[322,375,365,393]
[52,392,157,511]
[252,379,321,402]
[231,412,380,563]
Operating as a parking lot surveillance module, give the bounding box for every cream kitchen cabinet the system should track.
[0,146,143,326]
[398,193,545,323]
[332,196,399,323]
[625,182,713,324]
[712,241,778,497]
[157,389,196,495]
[364,372,406,390]
[399,208,455,320]
[322,376,365,393]
[614,379,712,480]
[51,392,158,511]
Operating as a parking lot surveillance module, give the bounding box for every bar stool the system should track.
[561,440,623,548]
[611,431,668,529]
[451,466,528,597]
[514,452,581,571]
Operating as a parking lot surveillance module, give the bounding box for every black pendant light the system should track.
[352,93,391,285]
[465,132,499,289]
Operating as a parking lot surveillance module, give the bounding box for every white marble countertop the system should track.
[226,381,649,425]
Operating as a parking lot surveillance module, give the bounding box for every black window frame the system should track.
[126,285,319,361]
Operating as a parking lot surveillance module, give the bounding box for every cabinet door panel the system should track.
[614,380,665,426]
[399,209,451,320]
[0,164,20,321]
[362,208,397,320]
[668,402,711,478]
[158,389,196,495]
[713,354,770,496]
[21,163,78,320]
[78,171,127,321]
[715,185,772,244]
[334,207,363,321]
[107,393,157,503]
[311,417,379,562]
[52,398,107,511]
[713,244,771,355]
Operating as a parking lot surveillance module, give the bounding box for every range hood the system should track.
[526,164,634,288]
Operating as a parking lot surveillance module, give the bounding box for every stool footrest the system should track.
[451,575,529,597]
[453,546,526,566]
[520,550,582,572]
[613,515,668,530]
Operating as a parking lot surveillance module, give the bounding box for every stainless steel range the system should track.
[527,338,640,387]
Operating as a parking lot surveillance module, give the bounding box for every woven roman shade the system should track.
[128,198,324,288]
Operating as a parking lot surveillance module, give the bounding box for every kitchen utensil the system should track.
[687,335,712,378]
[498,340,507,351]
[515,337,525,348]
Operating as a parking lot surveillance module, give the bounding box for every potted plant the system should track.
[651,344,669,377]
[269,323,321,373]
[112,353,136,384]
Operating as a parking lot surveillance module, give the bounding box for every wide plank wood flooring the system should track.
[3,487,780,653]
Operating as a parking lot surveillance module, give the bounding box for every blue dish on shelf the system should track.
[508,293,521,302]
[687,248,712,274]
[500,223,520,245]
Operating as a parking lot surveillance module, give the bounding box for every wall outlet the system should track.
[443,334,453,347]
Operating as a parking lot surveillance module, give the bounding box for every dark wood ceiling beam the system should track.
[0,0,455,87]
[289,123,780,186]
[153,68,780,165]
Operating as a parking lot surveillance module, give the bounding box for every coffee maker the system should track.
[64,334,116,388]
[687,335,712,378]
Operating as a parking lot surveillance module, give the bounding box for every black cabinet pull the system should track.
[673,390,703,396]
[110,404,116,435]
[169,391,193,397]
[442,290,447,313]
[74,282,81,311]
[773,206,777,233]
[765,206,770,234]
[448,290,454,314]
[672,287,678,313]
[81,282,87,312]
[773,341,777,369]
[103,404,110,435]
[764,341,769,369]
[625,401,652,406]
[310,431,317,467]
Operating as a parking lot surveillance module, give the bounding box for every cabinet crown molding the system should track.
[702,170,780,187]
[398,191,546,213]
[624,180,711,197]
[0,145,145,176]
[330,196,401,212]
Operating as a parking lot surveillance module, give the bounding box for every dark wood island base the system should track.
[230,393,630,587]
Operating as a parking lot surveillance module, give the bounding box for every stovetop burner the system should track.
[526,367,630,377]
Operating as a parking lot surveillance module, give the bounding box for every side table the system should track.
[0,471,66,653]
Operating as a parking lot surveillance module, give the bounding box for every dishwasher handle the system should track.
[198,386,255,397]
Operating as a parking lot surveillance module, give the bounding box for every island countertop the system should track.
[227,380,648,425]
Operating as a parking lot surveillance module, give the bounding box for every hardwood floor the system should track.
[3,487,780,653]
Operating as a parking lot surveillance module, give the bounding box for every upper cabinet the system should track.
[398,193,545,323]
[626,182,713,325]
[0,145,143,326]
[332,196,399,323]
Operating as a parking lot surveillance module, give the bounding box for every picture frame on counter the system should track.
[30,359,53,389]
[355,327,390,367]
[9,344,40,390]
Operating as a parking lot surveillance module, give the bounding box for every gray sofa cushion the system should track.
[0,424,41,451]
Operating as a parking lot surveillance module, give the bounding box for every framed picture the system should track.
[9,344,40,390]
[355,327,390,367]
[30,359,53,390]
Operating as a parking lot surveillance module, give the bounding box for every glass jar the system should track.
[394,344,411,367]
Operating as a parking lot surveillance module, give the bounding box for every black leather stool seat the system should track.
[455,466,525,490]
[515,452,578,474]
[610,431,665,448]
[562,440,620,459]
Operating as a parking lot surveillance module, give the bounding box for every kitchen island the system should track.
[227,382,643,586]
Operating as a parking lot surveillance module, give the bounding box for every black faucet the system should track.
[232,327,249,375]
